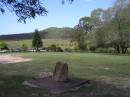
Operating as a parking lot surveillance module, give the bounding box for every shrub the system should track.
[21,44,28,52]
[89,46,96,51]
[50,44,57,51]
[47,44,63,52]
[56,47,63,52]
[0,42,8,50]
[65,48,72,52]
[76,41,87,50]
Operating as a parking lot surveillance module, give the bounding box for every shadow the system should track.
[0,74,130,97]
[97,53,130,56]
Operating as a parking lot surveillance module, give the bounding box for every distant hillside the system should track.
[43,27,73,39]
[0,27,74,40]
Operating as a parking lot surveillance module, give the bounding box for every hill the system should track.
[0,27,74,40]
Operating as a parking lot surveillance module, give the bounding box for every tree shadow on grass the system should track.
[98,53,130,57]
[60,80,130,97]
[0,74,130,97]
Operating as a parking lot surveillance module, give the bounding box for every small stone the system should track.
[53,61,68,82]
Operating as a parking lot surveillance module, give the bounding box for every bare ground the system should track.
[0,55,32,64]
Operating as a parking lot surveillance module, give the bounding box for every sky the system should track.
[0,0,115,35]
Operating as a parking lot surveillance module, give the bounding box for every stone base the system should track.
[23,76,90,94]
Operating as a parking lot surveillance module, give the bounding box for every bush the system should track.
[49,44,57,51]
[47,44,63,52]
[78,43,87,50]
[65,48,72,52]
[56,47,63,52]
[89,46,96,51]
[21,44,28,52]
[0,42,8,50]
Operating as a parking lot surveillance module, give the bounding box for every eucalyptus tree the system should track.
[71,17,93,50]
[89,8,109,48]
[0,0,73,23]
[32,29,43,51]
[107,0,130,53]
[89,0,130,53]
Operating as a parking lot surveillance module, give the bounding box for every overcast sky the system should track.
[0,0,115,35]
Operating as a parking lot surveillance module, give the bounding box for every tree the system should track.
[88,0,130,54]
[73,26,87,50]
[78,17,93,33]
[106,0,130,53]
[89,8,112,48]
[91,8,105,28]
[71,17,93,50]
[32,29,43,51]
[0,0,73,23]
[0,41,8,50]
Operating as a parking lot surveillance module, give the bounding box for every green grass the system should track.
[5,39,75,49]
[0,52,130,97]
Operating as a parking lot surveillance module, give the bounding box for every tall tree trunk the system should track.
[117,45,120,53]
[121,46,128,54]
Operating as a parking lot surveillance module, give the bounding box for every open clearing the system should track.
[0,52,130,97]
[0,55,32,64]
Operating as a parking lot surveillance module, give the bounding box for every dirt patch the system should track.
[23,76,90,94]
[0,55,32,64]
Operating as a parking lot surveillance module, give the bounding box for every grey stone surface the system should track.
[53,62,68,82]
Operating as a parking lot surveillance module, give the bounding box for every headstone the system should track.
[23,62,89,94]
[53,61,68,82]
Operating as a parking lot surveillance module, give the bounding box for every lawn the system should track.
[0,52,130,97]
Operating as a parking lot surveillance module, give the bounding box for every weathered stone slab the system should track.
[53,62,68,82]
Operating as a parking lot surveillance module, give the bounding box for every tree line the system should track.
[72,0,130,54]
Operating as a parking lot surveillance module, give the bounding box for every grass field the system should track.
[5,39,75,49]
[0,52,130,97]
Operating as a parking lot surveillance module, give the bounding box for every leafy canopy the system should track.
[0,0,74,23]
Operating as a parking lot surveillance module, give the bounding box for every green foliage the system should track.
[0,41,8,50]
[49,44,57,51]
[71,16,93,50]
[0,0,74,23]
[0,0,47,23]
[32,29,43,51]
[79,16,93,33]
[72,26,87,50]
[87,0,130,54]
[21,44,28,52]
[56,47,63,52]
[89,46,96,51]
[47,44,63,52]
[71,17,93,50]
[64,48,72,52]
